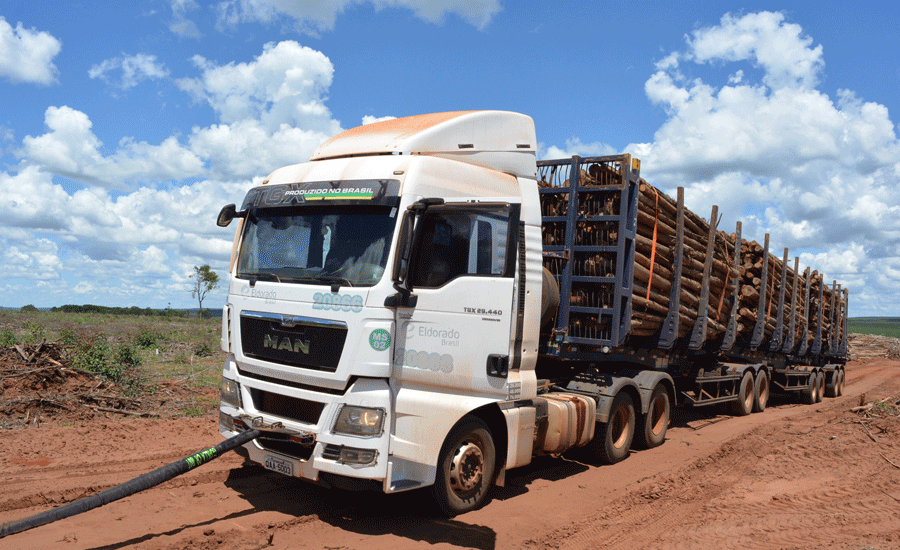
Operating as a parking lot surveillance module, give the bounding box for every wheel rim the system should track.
[649,394,667,436]
[611,405,632,449]
[448,439,484,495]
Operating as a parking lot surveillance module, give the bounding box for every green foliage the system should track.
[193,342,214,357]
[848,317,900,338]
[20,304,38,312]
[71,334,116,379]
[23,321,46,344]
[134,328,161,349]
[0,329,17,347]
[58,328,79,347]
[188,265,220,314]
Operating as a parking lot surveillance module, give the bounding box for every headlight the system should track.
[220,377,241,408]
[332,406,385,437]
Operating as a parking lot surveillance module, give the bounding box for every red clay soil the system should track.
[1,357,899,550]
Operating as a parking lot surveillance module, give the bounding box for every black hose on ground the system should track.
[0,428,261,538]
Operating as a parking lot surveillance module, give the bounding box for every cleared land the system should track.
[0,314,899,549]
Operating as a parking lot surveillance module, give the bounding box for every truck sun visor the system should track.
[241,179,401,210]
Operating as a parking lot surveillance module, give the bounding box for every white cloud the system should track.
[0,16,62,85]
[178,40,339,132]
[169,0,202,39]
[18,106,205,189]
[582,10,900,316]
[0,165,245,307]
[362,115,396,125]
[213,0,501,35]
[540,137,617,161]
[88,53,170,90]
[686,11,824,90]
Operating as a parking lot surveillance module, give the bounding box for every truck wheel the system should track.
[824,370,838,398]
[596,392,635,464]
[753,370,769,413]
[800,371,816,405]
[836,369,845,396]
[729,371,754,416]
[814,371,825,403]
[433,416,496,516]
[636,384,669,449]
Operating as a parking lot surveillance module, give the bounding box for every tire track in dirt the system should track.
[2,360,898,550]
[523,360,900,550]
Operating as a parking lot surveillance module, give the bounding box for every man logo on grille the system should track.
[264,334,310,354]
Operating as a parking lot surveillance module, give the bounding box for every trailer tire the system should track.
[595,392,635,464]
[800,372,817,405]
[825,370,838,398]
[836,369,845,396]
[729,371,754,416]
[433,416,496,517]
[636,384,670,449]
[753,370,769,413]
[814,371,825,403]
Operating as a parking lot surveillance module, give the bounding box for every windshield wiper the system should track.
[244,272,281,284]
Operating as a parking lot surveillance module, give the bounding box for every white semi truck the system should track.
[216,111,847,515]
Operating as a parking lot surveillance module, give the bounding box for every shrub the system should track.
[23,321,46,345]
[134,329,160,349]
[193,342,214,357]
[0,330,17,347]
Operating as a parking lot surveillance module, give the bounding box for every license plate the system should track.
[263,455,294,476]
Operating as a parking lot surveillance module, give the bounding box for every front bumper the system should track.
[218,360,392,489]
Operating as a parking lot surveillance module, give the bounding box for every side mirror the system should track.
[217,204,244,227]
[385,210,418,308]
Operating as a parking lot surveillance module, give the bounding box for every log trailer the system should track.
[214,111,848,515]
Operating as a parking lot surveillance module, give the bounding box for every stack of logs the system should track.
[538,165,844,352]
[631,180,843,350]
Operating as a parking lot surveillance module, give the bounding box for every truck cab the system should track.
[217,111,549,514]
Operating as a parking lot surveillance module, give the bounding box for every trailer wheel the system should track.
[814,371,825,403]
[800,372,817,405]
[596,392,635,464]
[636,384,670,449]
[729,371,754,416]
[753,370,769,413]
[433,416,496,516]
[836,369,845,396]
[824,370,838,398]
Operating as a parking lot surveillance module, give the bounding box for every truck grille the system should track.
[240,311,347,372]
[249,388,325,425]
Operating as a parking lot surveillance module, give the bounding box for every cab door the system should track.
[393,203,520,398]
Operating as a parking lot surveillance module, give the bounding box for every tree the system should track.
[188,265,220,316]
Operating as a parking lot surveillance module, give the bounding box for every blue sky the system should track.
[1,1,898,315]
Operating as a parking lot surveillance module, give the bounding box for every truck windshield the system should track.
[236,205,397,287]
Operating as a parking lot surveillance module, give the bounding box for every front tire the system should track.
[433,416,496,516]
[636,384,670,449]
[596,392,635,464]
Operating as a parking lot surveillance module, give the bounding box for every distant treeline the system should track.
[47,304,221,318]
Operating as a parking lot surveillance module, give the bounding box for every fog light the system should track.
[339,447,378,465]
[219,411,235,431]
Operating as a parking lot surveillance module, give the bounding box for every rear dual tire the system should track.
[596,392,636,464]
[636,385,670,449]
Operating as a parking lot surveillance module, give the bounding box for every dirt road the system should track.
[2,359,899,550]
